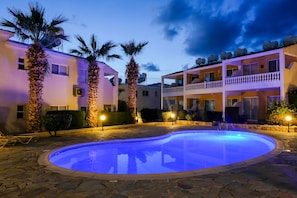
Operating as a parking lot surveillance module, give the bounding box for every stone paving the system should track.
[0,123,297,198]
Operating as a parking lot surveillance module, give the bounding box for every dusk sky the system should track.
[1,0,297,84]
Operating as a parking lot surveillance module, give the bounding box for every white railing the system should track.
[186,80,222,90]
[163,86,183,93]
[225,72,280,85]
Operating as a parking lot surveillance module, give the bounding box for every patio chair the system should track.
[0,131,33,145]
[0,138,9,148]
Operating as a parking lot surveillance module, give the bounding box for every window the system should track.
[52,64,68,75]
[80,70,88,83]
[243,63,258,75]
[17,105,25,119]
[177,79,183,86]
[268,59,279,72]
[205,72,214,82]
[227,69,238,77]
[227,98,238,107]
[50,105,67,111]
[142,90,149,96]
[155,91,158,97]
[204,100,215,111]
[18,58,25,70]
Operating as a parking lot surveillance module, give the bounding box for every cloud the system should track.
[155,0,297,57]
[142,62,160,72]
[155,0,193,40]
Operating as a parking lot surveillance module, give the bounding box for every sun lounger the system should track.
[0,138,9,148]
[0,131,33,145]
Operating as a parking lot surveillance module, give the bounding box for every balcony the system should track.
[186,80,223,90]
[163,80,223,96]
[225,71,280,90]
[162,86,183,97]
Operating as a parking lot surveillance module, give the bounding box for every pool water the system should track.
[49,130,276,175]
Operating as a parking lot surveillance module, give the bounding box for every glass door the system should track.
[243,97,259,121]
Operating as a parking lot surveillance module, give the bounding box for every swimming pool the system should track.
[39,130,282,180]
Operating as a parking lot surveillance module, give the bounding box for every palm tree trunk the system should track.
[87,62,99,127]
[26,43,48,132]
[126,57,139,119]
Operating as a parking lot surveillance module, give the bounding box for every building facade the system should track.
[161,44,297,123]
[118,83,161,112]
[0,30,118,133]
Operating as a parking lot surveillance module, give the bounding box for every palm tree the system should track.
[70,35,120,127]
[120,41,148,119]
[1,3,68,132]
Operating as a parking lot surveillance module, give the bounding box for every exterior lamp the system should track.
[100,115,106,131]
[285,115,292,133]
[170,112,175,125]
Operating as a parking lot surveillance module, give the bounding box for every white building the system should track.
[162,43,297,123]
[118,83,161,111]
[0,29,118,133]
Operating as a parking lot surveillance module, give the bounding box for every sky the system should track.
[1,0,297,84]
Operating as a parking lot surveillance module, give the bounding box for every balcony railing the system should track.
[186,80,222,90]
[225,71,280,85]
[163,86,183,93]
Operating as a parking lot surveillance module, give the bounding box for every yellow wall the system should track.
[227,89,280,120]
[188,93,222,111]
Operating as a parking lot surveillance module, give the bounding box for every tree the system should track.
[120,41,148,119]
[70,35,120,127]
[1,3,68,132]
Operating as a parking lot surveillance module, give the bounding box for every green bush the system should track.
[118,100,129,112]
[46,110,85,129]
[43,114,72,136]
[177,110,188,120]
[162,111,175,122]
[266,100,297,125]
[140,108,162,122]
[103,112,134,126]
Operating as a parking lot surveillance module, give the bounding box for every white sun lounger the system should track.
[0,131,33,145]
[0,138,9,148]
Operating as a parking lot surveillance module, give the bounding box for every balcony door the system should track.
[243,97,259,121]
[243,63,258,75]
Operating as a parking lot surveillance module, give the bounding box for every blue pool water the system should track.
[49,130,276,175]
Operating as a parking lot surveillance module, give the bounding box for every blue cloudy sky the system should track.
[1,0,297,84]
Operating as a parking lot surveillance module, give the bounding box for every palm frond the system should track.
[91,34,97,52]
[120,40,148,57]
[69,49,83,57]
[76,35,88,50]
[1,3,67,46]
[107,54,122,60]
[99,41,116,56]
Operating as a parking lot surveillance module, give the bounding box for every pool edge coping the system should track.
[38,132,284,181]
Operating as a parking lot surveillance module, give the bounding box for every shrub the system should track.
[46,110,85,129]
[103,112,134,126]
[140,108,162,122]
[266,101,297,125]
[43,114,72,136]
[177,110,188,120]
[118,100,129,112]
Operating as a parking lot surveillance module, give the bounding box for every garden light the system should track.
[171,112,175,125]
[100,115,106,131]
[285,115,292,133]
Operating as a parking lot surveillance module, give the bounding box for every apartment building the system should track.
[0,29,118,133]
[118,83,161,111]
[161,43,297,123]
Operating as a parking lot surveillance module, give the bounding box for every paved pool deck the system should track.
[0,123,297,198]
